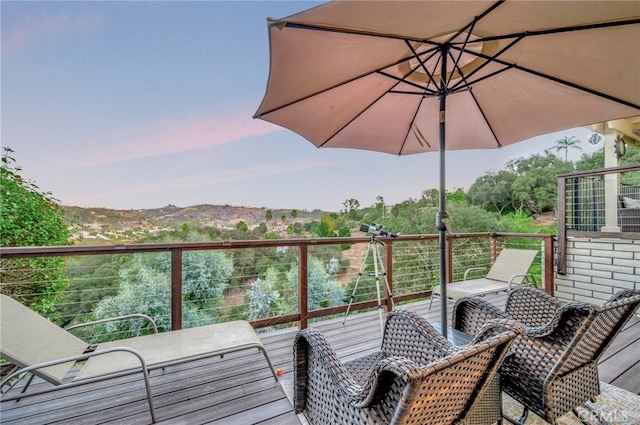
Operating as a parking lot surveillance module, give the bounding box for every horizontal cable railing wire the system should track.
[0,233,553,343]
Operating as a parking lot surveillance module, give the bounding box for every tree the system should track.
[375,195,385,217]
[235,221,249,232]
[286,257,344,310]
[247,267,280,320]
[552,136,582,162]
[82,235,234,339]
[342,198,361,220]
[314,213,337,237]
[265,209,273,230]
[420,189,439,207]
[0,147,72,316]
[468,152,572,215]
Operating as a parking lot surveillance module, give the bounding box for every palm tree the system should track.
[552,136,582,162]
[265,209,273,230]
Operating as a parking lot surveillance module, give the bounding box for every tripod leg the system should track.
[343,241,372,325]
[372,245,384,337]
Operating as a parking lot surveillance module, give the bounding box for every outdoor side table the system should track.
[433,323,503,425]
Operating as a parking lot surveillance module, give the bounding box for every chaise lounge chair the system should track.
[0,294,278,423]
[429,248,538,310]
[452,287,640,425]
[293,308,523,424]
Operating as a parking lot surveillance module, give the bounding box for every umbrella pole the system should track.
[436,47,449,337]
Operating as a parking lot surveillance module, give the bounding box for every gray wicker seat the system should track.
[293,309,523,425]
[452,287,640,425]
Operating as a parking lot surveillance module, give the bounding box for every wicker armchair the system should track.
[452,287,640,425]
[293,309,523,425]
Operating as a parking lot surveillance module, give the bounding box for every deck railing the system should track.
[0,233,553,337]
[556,164,640,273]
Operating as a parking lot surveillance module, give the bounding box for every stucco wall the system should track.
[554,237,640,304]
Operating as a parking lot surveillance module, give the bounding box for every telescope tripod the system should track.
[343,235,394,336]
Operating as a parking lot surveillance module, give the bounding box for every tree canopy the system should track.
[0,147,71,315]
[467,151,573,215]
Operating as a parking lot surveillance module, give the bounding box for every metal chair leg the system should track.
[502,406,529,425]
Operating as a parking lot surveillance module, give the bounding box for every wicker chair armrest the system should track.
[468,318,525,345]
[293,328,423,411]
[523,302,594,338]
[452,296,510,336]
[605,288,640,305]
[381,309,454,362]
[350,356,423,409]
[294,328,382,411]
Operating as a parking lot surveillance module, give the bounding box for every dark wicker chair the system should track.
[452,287,640,425]
[293,309,523,425]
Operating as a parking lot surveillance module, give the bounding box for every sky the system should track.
[1,1,601,213]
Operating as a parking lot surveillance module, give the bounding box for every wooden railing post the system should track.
[557,175,568,274]
[543,236,555,296]
[171,248,183,331]
[489,234,498,263]
[445,235,453,283]
[384,241,393,312]
[299,244,308,329]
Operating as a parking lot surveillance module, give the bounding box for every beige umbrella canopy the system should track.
[254,0,640,331]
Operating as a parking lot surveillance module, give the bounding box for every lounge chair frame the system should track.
[429,248,538,310]
[0,294,278,423]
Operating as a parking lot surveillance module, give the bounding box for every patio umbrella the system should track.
[253,0,640,333]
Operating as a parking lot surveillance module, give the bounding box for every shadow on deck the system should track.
[1,294,638,425]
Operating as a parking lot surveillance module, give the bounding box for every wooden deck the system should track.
[1,294,639,425]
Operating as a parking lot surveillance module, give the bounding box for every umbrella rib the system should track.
[468,89,502,148]
[449,64,516,95]
[255,44,440,118]
[282,21,427,44]
[515,66,640,110]
[464,49,640,109]
[447,36,524,93]
[405,40,440,91]
[466,18,640,45]
[378,69,439,97]
[401,98,430,154]
[446,0,505,44]
[445,19,479,88]
[317,78,407,149]
[388,90,438,98]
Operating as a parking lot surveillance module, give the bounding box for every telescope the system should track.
[359,223,399,238]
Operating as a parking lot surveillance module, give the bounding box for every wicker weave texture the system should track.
[452,287,640,424]
[293,309,523,425]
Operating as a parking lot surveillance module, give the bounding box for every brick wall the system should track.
[554,237,640,303]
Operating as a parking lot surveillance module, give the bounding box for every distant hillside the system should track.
[63,204,329,243]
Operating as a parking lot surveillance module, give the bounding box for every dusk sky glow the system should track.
[2,1,599,212]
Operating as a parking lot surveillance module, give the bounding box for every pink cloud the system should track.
[2,10,103,54]
[88,109,285,165]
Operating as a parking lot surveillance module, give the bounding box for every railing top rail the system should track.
[557,164,640,179]
[0,233,553,259]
